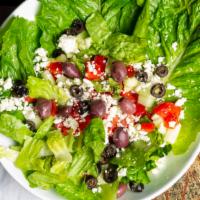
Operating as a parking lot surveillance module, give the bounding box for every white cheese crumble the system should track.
[118,168,127,177]
[63,116,79,131]
[172,42,178,51]
[175,98,187,107]
[168,121,176,128]
[3,78,13,90]
[166,83,176,90]
[58,34,79,54]
[174,89,182,98]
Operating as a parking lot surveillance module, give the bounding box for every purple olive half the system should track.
[62,62,81,78]
[119,98,136,115]
[111,61,127,83]
[90,99,106,118]
[113,127,129,148]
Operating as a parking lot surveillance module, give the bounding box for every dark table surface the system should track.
[0,2,200,200]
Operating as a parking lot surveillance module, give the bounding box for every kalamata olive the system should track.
[64,28,77,36]
[117,183,127,198]
[71,19,85,35]
[85,175,98,190]
[135,71,148,82]
[90,99,106,118]
[52,49,65,58]
[103,165,118,183]
[62,62,81,78]
[150,83,166,98]
[102,144,117,159]
[70,85,83,98]
[119,98,136,115]
[129,181,144,192]
[35,99,53,119]
[57,106,72,118]
[155,65,168,77]
[113,127,129,148]
[79,100,90,115]
[12,80,28,97]
[111,61,127,83]
[26,120,36,132]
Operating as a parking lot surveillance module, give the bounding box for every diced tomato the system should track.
[55,122,69,136]
[85,55,107,80]
[48,62,63,77]
[120,91,138,103]
[134,103,146,116]
[141,122,155,133]
[78,115,91,131]
[24,96,36,103]
[51,101,57,116]
[127,65,135,77]
[94,55,107,68]
[152,102,181,128]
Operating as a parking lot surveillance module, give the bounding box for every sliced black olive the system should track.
[12,80,28,97]
[150,83,166,98]
[85,175,98,190]
[103,164,118,183]
[154,65,168,78]
[71,19,85,34]
[79,100,90,115]
[135,71,148,83]
[69,85,83,98]
[102,144,117,159]
[52,49,65,58]
[26,120,36,132]
[129,181,144,192]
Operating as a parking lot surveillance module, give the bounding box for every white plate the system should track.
[0,0,200,199]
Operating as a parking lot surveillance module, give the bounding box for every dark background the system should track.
[0,0,24,24]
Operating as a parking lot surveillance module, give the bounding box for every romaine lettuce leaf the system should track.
[0,113,32,144]
[27,76,68,105]
[0,146,18,161]
[47,130,72,162]
[15,136,46,171]
[83,118,105,162]
[37,0,77,54]
[0,17,39,80]
[34,116,54,139]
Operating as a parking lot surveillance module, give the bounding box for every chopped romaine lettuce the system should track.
[83,118,105,162]
[27,76,68,105]
[0,17,39,80]
[0,113,32,144]
[34,116,54,139]
[0,146,18,161]
[47,130,72,162]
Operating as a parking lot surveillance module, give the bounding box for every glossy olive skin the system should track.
[102,144,117,159]
[150,83,166,98]
[113,127,129,148]
[119,98,136,115]
[90,99,106,118]
[117,183,127,198]
[35,99,53,119]
[103,165,118,183]
[111,61,127,83]
[129,181,144,192]
[12,80,28,97]
[62,62,81,78]
[85,175,98,190]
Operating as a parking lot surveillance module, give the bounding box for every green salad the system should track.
[0,0,200,199]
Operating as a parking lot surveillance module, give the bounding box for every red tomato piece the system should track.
[134,103,146,116]
[152,102,181,128]
[78,115,91,131]
[48,62,63,77]
[127,65,135,77]
[55,122,69,136]
[24,96,36,103]
[85,55,107,80]
[51,101,57,116]
[141,122,155,133]
[120,91,138,103]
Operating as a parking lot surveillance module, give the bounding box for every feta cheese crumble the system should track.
[58,34,79,54]
[172,42,178,51]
